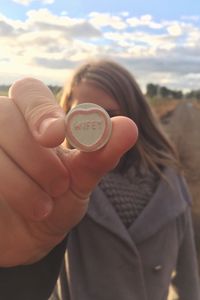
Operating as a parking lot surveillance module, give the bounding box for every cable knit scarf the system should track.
[99,166,159,228]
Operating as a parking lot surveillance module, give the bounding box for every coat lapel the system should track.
[87,168,190,245]
[129,169,190,243]
[87,186,137,249]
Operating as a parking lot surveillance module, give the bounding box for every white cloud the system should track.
[104,30,177,53]
[127,14,163,29]
[13,0,33,5]
[166,23,182,36]
[89,12,127,30]
[1,9,200,92]
[120,12,129,17]
[26,8,80,26]
[181,15,200,22]
[42,0,54,3]
[13,0,54,6]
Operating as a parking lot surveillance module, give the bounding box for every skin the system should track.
[0,78,138,267]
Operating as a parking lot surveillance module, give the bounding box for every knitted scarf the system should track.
[99,166,159,228]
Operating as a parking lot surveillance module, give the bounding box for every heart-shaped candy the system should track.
[65,103,112,152]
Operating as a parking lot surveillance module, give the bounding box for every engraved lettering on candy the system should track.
[65,103,112,152]
[74,120,102,131]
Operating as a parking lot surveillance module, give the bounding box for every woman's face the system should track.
[70,82,121,117]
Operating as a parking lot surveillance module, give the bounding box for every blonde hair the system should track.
[61,59,180,175]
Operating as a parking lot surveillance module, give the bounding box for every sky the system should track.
[1,0,200,92]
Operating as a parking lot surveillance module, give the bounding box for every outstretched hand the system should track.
[0,78,138,267]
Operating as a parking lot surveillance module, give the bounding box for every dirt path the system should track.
[161,101,200,273]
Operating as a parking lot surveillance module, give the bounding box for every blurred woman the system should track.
[56,59,200,300]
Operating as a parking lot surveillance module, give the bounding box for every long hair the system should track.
[60,59,180,176]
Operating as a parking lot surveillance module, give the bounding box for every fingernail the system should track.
[50,177,69,198]
[38,118,59,135]
[33,200,53,221]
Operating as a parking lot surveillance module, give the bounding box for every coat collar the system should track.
[87,168,190,245]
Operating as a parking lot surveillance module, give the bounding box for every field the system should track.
[0,90,9,96]
[151,97,200,117]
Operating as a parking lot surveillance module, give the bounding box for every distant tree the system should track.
[146,83,184,100]
[48,85,62,96]
[0,85,10,96]
[146,83,159,97]
[186,90,200,100]
[171,90,183,99]
[0,85,10,91]
[160,86,170,98]
[196,91,200,100]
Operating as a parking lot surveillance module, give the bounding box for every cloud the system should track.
[13,0,54,5]
[24,9,101,38]
[181,15,200,22]
[0,20,15,36]
[89,12,127,30]
[119,55,200,76]
[29,20,101,38]
[33,57,78,69]
[112,56,200,91]
[166,23,183,36]
[0,13,26,37]
[127,14,163,29]
[1,9,200,91]
[64,21,101,38]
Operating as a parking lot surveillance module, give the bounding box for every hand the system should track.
[0,78,138,267]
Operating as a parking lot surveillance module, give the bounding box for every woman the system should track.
[56,59,200,300]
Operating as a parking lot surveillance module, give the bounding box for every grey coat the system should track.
[64,169,200,300]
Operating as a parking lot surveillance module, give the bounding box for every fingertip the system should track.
[115,116,138,150]
[75,116,138,175]
[106,116,138,155]
[9,77,66,148]
[9,77,53,99]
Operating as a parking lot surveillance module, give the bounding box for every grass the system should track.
[149,97,200,118]
[0,90,8,96]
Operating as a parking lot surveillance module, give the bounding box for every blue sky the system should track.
[1,0,200,91]
[1,0,200,20]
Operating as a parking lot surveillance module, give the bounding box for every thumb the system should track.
[60,116,138,198]
[9,77,65,147]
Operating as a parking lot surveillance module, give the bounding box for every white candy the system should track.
[65,103,112,152]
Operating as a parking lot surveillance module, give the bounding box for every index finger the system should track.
[9,77,66,147]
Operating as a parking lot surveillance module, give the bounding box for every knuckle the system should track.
[24,101,62,129]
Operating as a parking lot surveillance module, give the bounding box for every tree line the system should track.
[146,83,200,100]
